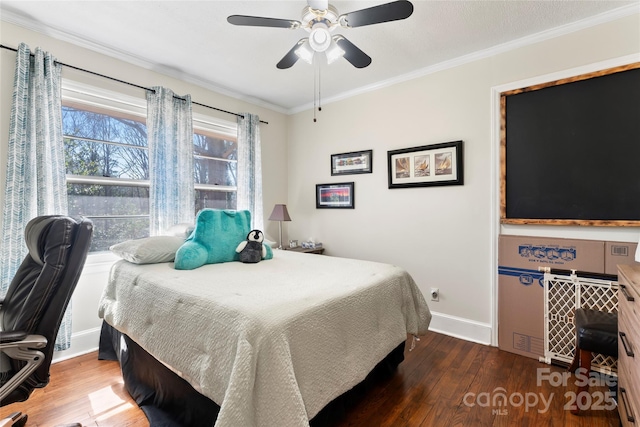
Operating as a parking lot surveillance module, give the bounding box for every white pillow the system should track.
[165,223,195,238]
[110,236,185,264]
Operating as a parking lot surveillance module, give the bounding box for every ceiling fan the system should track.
[227,0,414,69]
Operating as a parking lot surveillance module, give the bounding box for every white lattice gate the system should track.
[542,269,618,376]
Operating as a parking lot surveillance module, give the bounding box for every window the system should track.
[62,82,238,252]
[192,117,238,212]
[63,102,150,252]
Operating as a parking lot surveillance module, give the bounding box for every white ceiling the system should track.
[1,1,638,114]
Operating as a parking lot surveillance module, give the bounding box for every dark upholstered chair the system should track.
[0,215,93,426]
[568,307,618,415]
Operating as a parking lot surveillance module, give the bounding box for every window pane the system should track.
[193,133,236,159]
[63,102,150,252]
[65,137,149,180]
[193,133,237,187]
[67,184,149,216]
[63,106,148,146]
[88,217,150,252]
[194,157,237,186]
[196,190,236,212]
[67,183,150,251]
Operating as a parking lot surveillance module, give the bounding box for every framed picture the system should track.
[316,182,355,209]
[331,150,372,176]
[387,140,463,189]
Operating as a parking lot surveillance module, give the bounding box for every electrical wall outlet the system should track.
[430,287,439,302]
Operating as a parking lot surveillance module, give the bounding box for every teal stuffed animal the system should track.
[174,209,273,270]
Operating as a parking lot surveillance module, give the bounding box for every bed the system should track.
[98,249,431,427]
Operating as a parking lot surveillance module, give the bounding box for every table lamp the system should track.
[268,204,291,249]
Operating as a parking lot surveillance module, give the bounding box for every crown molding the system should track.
[287,3,640,114]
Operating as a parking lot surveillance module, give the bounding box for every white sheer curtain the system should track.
[236,113,264,231]
[0,43,71,350]
[146,87,195,235]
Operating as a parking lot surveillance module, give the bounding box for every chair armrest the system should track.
[0,331,28,344]
[0,334,47,403]
[0,334,46,350]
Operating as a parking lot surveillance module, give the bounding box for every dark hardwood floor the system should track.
[1,331,620,426]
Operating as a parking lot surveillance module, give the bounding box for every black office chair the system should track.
[0,215,93,426]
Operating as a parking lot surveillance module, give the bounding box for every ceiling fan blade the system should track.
[227,15,301,29]
[339,0,414,28]
[277,40,306,69]
[307,0,328,11]
[335,36,372,68]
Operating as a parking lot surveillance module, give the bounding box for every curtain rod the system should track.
[1,44,268,125]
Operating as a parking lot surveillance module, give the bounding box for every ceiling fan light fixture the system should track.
[325,39,345,64]
[309,24,331,52]
[294,40,315,64]
[301,5,339,28]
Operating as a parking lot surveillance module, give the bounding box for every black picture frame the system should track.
[331,150,373,176]
[316,182,355,209]
[387,140,463,189]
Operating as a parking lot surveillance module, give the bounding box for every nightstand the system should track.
[283,246,325,255]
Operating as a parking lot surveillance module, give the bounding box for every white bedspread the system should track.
[98,250,431,427]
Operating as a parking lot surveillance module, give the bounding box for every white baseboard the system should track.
[52,326,101,363]
[428,311,493,345]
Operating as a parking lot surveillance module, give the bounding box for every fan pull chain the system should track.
[313,57,317,122]
[313,57,323,122]
[318,63,322,113]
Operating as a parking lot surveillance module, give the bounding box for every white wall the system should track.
[286,12,640,344]
[0,21,289,360]
[1,11,639,359]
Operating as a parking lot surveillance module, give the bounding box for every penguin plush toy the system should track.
[235,229,267,263]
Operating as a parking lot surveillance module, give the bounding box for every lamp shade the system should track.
[268,204,291,222]
[636,234,640,262]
